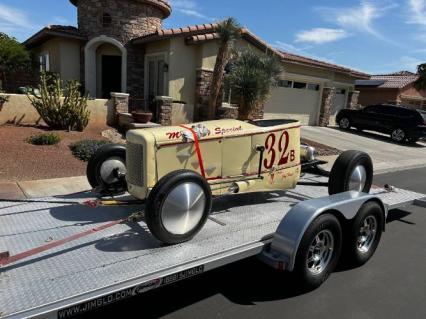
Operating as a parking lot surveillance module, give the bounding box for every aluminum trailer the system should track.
[0,174,424,319]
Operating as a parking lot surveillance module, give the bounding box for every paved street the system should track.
[78,167,426,319]
[302,126,426,174]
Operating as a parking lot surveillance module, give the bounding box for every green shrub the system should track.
[69,139,111,162]
[26,133,61,145]
[27,72,91,131]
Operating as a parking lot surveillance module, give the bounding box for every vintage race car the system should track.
[87,119,373,244]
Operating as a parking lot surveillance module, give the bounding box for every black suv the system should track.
[336,104,426,143]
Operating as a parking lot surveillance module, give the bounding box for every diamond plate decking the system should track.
[0,174,424,319]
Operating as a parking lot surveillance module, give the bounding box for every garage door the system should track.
[330,88,347,125]
[264,86,320,125]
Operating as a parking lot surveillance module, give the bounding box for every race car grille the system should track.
[126,142,144,186]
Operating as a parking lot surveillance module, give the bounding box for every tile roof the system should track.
[134,23,369,79]
[24,25,85,48]
[366,73,419,89]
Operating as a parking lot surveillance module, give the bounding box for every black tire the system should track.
[328,150,373,195]
[344,201,384,266]
[390,128,406,143]
[145,170,212,244]
[338,117,351,130]
[86,144,127,195]
[294,214,342,289]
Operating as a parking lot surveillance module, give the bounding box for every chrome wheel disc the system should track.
[340,118,350,129]
[348,165,367,192]
[307,230,334,275]
[357,215,377,253]
[100,157,126,184]
[161,182,206,235]
[392,129,405,142]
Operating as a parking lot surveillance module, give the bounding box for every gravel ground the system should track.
[0,124,108,182]
[301,138,341,156]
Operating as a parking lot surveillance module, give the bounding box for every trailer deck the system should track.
[0,174,424,319]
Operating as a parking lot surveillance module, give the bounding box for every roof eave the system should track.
[24,28,86,48]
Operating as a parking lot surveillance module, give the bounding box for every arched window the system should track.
[101,13,112,28]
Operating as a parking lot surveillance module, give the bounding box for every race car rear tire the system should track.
[145,170,212,245]
[86,144,127,195]
[328,150,373,195]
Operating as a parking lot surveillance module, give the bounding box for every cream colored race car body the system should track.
[126,119,302,200]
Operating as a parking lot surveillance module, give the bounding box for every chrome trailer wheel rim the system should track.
[340,118,350,129]
[392,129,405,142]
[307,230,334,275]
[161,182,206,235]
[357,215,377,254]
[348,165,367,192]
[100,157,126,184]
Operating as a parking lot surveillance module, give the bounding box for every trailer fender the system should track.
[261,191,386,272]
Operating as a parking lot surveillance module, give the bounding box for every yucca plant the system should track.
[227,50,282,120]
[27,72,90,131]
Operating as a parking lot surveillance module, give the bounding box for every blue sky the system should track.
[0,0,425,74]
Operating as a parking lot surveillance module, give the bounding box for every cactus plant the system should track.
[27,72,91,131]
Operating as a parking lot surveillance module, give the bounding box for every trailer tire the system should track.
[328,150,373,195]
[145,170,212,245]
[344,201,384,266]
[87,144,127,195]
[294,214,342,289]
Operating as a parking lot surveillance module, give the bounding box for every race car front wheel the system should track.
[145,170,212,245]
[328,150,373,195]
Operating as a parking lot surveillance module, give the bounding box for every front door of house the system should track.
[102,55,122,99]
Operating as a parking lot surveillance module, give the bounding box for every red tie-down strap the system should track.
[180,125,206,178]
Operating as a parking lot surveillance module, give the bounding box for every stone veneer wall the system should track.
[109,92,129,126]
[76,0,168,100]
[155,96,173,126]
[318,87,335,127]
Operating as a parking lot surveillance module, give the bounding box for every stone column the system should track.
[155,96,173,126]
[318,87,335,127]
[194,69,213,121]
[109,92,130,126]
[346,91,360,110]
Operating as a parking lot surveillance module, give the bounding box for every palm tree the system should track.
[207,17,241,120]
[227,50,282,120]
[414,63,426,91]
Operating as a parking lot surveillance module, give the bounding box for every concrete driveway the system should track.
[302,126,426,174]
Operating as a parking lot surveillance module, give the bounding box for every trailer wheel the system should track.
[294,214,342,289]
[328,150,373,195]
[87,144,127,195]
[145,170,212,245]
[344,201,384,266]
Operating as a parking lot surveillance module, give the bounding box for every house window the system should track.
[278,80,293,88]
[293,82,307,89]
[102,13,112,28]
[307,83,320,91]
[335,88,346,95]
[39,53,50,72]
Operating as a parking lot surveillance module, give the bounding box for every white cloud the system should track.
[295,28,349,44]
[316,1,397,41]
[0,3,35,32]
[172,0,214,20]
[408,0,426,26]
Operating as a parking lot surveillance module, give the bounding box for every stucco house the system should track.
[356,71,426,110]
[23,0,369,126]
